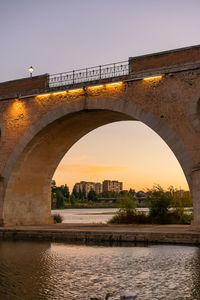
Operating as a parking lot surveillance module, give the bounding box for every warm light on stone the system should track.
[9,100,26,119]
[143,75,163,81]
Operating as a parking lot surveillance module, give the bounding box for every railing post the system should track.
[73,70,75,84]
[113,63,115,77]
[99,65,101,80]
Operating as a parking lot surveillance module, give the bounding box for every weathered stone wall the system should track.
[0,74,48,96]
[129,44,200,72]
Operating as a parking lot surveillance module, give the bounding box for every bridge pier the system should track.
[190,166,200,230]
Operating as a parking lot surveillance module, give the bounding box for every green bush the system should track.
[108,211,193,225]
[108,210,151,224]
[148,186,172,216]
[53,214,63,223]
[108,185,194,225]
[179,214,193,224]
[119,196,136,210]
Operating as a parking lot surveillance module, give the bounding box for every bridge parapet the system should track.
[0,44,200,101]
[0,74,49,101]
[129,44,200,73]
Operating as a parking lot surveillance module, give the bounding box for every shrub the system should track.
[108,185,194,225]
[179,214,193,224]
[148,185,172,214]
[108,210,151,224]
[53,213,63,223]
[108,211,193,225]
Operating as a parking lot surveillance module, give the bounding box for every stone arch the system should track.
[190,87,200,132]
[2,97,194,225]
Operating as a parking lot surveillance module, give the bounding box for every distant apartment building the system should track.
[95,182,102,194]
[102,180,123,193]
[74,181,102,195]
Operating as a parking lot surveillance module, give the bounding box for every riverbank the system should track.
[0,223,200,245]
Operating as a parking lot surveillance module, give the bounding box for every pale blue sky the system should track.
[1,0,200,191]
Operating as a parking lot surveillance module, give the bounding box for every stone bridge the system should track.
[1,45,200,228]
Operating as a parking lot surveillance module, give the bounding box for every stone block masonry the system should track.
[0,45,200,228]
[0,74,48,97]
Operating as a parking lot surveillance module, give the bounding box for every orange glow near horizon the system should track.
[53,121,189,192]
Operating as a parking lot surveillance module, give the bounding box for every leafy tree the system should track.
[181,191,192,207]
[70,194,76,205]
[129,188,136,197]
[62,185,70,198]
[167,186,184,217]
[88,189,98,202]
[148,185,172,222]
[56,190,65,209]
[100,190,119,198]
[72,187,79,199]
[119,195,136,211]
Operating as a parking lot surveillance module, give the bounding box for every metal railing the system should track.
[49,61,129,88]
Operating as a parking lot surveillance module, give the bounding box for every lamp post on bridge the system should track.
[29,66,34,77]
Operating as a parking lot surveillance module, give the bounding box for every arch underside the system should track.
[2,99,194,226]
[3,110,134,225]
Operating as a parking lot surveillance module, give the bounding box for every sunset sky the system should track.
[1,0,200,192]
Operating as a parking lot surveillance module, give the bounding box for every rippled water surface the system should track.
[0,241,200,300]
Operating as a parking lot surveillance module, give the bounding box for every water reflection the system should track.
[0,241,51,300]
[0,241,200,299]
[190,247,200,299]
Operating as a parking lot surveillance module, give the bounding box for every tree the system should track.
[148,185,172,222]
[129,188,136,197]
[70,194,76,205]
[62,185,70,198]
[72,187,79,199]
[88,189,98,202]
[119,195,136,211]
[168,186,184,217]
[56,190,65,209]
[100,190,118,198]
[182,191,192,207]
[110,195,137,224]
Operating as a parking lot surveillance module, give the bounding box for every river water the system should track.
[0,240,200,300]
